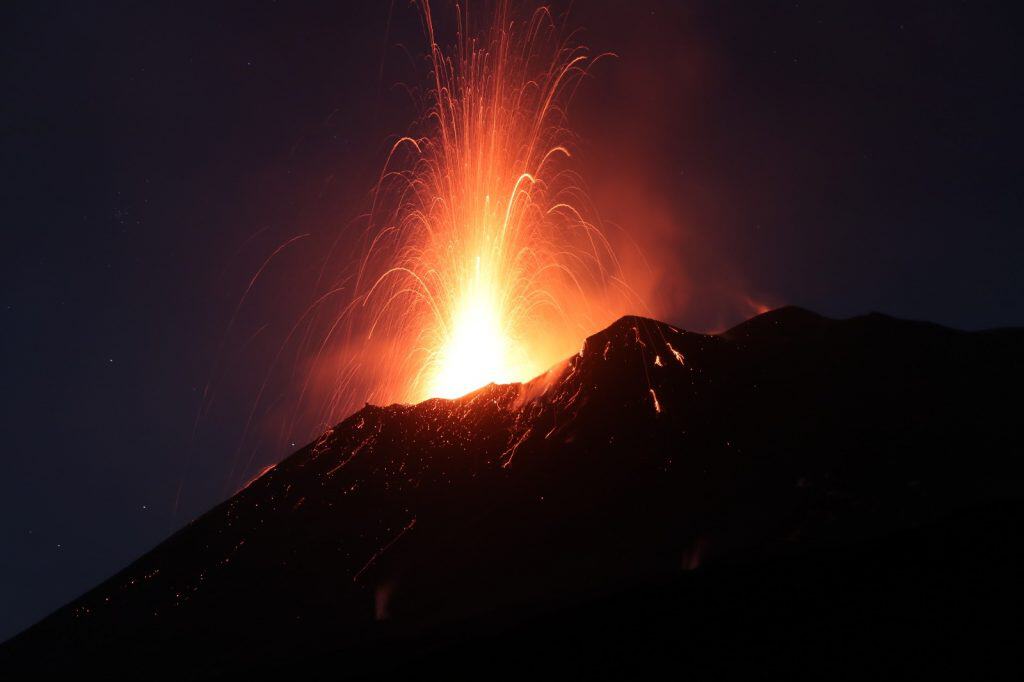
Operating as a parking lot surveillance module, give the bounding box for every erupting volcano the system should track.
[4,1,1023,679]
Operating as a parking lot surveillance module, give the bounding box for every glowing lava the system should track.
[348,0,641,404]
[427,255,528,398]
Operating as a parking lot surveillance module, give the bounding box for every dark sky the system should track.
[2,0,1021,641]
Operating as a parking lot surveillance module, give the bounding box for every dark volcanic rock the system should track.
[3,307,1023,677]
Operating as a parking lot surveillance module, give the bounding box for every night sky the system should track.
[2,1,1021,641]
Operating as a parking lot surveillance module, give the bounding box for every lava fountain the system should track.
[200,0,650,491]
[352,0,642,403]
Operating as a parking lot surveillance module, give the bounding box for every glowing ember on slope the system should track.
[354,0,641,403]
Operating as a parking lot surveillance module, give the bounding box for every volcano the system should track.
[3,307,1023,677]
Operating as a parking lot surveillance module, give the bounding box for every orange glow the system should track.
[426,255,528,398]
[354,0,642,402]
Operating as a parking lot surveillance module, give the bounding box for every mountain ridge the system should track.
[3,306,1022,677]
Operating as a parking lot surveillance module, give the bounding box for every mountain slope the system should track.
[3,307,1023,677]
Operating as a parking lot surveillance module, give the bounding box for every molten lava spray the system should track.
[352,0,642,403]
[198,0,653,493]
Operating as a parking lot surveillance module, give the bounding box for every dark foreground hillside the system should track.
[3,307,1022,677]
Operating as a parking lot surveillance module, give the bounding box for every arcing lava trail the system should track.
[4,307,1023,677]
